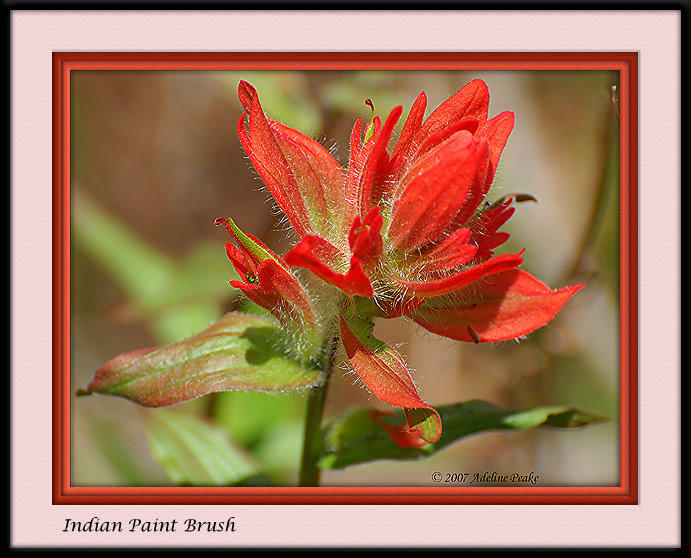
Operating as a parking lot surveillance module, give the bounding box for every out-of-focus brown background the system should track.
[71,70,620,486]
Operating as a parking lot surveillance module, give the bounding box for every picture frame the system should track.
[53,51,638,506]
[11,9,680,548]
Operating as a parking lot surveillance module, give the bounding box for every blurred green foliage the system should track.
[73,190,236,343]
[145,410,265,486]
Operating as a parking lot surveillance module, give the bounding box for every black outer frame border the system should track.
[1,0,690,10]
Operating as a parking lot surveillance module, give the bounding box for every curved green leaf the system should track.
[319,400,609,469]
[145,410,267,486]
[80,312,325,407]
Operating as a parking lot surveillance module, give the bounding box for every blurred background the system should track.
[71,69,620,486]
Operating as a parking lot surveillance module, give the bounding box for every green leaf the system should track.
[80,312,325,407]
[319,400,609,469]
[144,410,267,486]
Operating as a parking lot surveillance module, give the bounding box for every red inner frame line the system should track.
[53,52,638,505]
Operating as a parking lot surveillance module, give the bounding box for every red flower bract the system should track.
[223,79,585,446]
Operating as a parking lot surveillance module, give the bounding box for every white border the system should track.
[11,10,680,548]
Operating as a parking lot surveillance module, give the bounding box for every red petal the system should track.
[348,206,384,269]
[237,111,312,237]
[344,117,381,236]
[389,91,427,177]
[270,121,346,234]
[238,81,349,238]
[469,200,515,260]
[412,269,584,342]
[405,227,478,273]
[248,96,314,228]
[479,231,510,255]
[340,317,442,443]
[225,241,252,279]
[444,167,514,243]
[398,253,523,298]
[414,79,489,145]
[285,236,373,297]
[359,105,402,212]
[476,111,515,191]
[348,117,363,167]
[412,117,480,162]
[229,259,317,328]
[388,132,488,252]
[257,259,317,321]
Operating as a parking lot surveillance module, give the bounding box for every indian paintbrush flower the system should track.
[218,79,584,446]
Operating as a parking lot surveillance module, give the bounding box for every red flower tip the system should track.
[221,216,317,331]
[214,217,227,227]
[371,411,429,448]
[238,80,256,111]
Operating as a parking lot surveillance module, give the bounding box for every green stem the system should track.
[298,334,338,487]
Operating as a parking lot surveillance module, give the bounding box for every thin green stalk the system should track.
[298,335,338,487]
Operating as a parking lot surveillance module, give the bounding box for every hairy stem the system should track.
[298,334,339,487]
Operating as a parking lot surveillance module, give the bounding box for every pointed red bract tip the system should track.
[371,411,429,448]
[412,271,585,344]
[238,80,256,111]
[214,217,227,227]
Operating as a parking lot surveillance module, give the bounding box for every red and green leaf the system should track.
[219,217,319,344]
[79,312,325,407]
[339,315,442,444]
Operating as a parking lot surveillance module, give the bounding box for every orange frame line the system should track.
[53,52,638,505]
